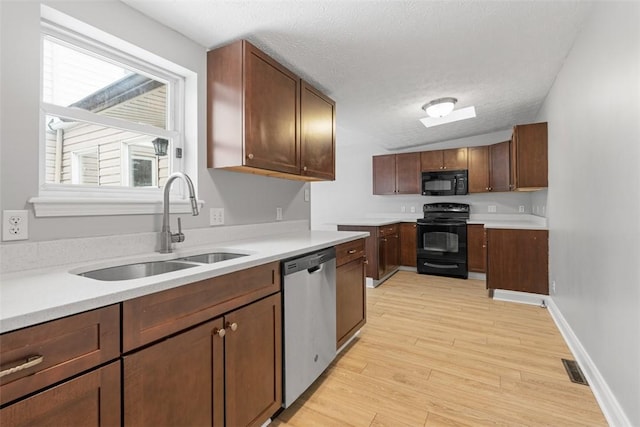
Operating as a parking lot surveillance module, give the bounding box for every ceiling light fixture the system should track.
[422,97,458,118]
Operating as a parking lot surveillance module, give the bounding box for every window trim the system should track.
[30,7,200,217]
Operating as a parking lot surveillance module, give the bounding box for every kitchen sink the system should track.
[176,252,248,264]
[79,260,198,281]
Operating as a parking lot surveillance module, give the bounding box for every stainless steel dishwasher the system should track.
[281,247,336,408]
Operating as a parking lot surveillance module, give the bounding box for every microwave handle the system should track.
[453,176,458,193]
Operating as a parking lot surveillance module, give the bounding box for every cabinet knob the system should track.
[247,153,254,160]
[303,166,308,172]
[214,327,226,337]
[226,322,238,332]
[489,187,492,191]
[347,249,357,254]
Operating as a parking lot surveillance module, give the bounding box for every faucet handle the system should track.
[172,217,185,243]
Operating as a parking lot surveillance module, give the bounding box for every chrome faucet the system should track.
[159,172,199,253]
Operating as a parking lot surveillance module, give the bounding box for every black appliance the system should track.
[421,169,468,196]
[416,202,469,279]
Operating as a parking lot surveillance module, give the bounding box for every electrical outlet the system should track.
[304,188,310,202]
[519,205,525,213]
[3,210,28,241]
[551,281,556,294]
[401,205,406,213]
[410,206,416,213]
[209,208,224,226]
[276,207,283,221]
[488,205,497,213]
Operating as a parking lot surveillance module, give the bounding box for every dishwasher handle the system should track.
[307,264,324,274]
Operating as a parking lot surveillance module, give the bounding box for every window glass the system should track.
[41,31,179,190]
[44,114,170,187]
[43,37,167,129]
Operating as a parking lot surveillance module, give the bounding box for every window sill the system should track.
[29,197,205,217]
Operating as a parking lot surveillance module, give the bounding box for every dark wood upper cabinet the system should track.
[420,148,468,171]
[468,146,490,193]
[207,40,335,181]
[372,153,420,195]
[489,141,511,192]
[511,122,548,190]
[300,81,336,180]
[396,153,422,194]
[468,142,510,193]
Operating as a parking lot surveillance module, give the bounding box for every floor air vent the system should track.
[562,359,588,385]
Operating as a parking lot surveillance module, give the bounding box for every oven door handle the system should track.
[422,262,460,269]
[419,222,466,227]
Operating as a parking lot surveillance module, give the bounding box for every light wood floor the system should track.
[272,271,607,426]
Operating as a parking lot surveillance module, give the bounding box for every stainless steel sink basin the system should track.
[177,252,247,264]
[79,260,197,281]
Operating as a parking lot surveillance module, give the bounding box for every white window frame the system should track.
[30,6,201,217]
[71,147,99,185]
[122,138,160,188]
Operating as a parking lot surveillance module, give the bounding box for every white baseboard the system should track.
[491,289,548,307]
[546,298,632,427]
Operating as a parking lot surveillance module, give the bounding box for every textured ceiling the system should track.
[121,0,592,150]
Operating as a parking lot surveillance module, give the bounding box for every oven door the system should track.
[416,221,468,278]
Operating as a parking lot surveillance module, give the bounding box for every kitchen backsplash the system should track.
[0,220,309,275]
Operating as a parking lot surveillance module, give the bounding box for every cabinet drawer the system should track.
[0,305,120,406]
[336,239,365,267]
[123,262,281,352]
[378,224,399,237]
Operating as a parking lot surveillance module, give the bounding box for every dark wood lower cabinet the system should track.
[225,293,282,427]
[467,224,487,273]
[336,257,366,349]
[0,362,120,427]
[487,229,549,294]
[123,293,281,427]
[399,222,417,267]
[124,319,224,426]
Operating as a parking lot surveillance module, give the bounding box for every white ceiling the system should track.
[122,0,592,150]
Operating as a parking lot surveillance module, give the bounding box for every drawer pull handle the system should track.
[0,355,44,378]
[347,249,357,254]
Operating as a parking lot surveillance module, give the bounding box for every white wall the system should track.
[536,2,640,425]
[311,127,536,230]
[0,1,309,242]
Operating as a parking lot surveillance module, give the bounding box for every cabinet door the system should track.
[399,222,417,267]
[385,232,400,276]
[336,258,366,349]
[467,224,486,273]
[395,153,421,194]
[511,122,548,189]
[300,81,335,180]
[1,362,120,427]
[443,148,468,170]
[225,293,282,427]
[244,44,300,174]
[489,141,511,192]
[420,150,444,171]
[372,155,396,195]
[124,318,225,427]
[468,146,489,193]
[486,229,549,294]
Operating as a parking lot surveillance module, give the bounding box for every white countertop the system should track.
[0,230,368,334]
[335,214,547,230]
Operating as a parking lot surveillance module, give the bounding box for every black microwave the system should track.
[422,170,468,196]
